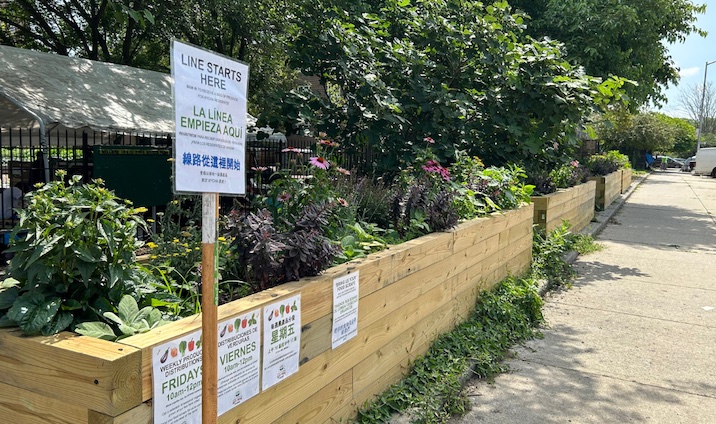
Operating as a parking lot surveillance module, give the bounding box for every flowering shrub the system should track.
[550,160,589,188]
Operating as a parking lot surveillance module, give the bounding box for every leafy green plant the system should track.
[355,276,543,423]
[337,222,388,263]
[586,150,630,176]
[0,172,155,336]
[531,221,601,290]
[75,295,167,341]
[550,160,589,189]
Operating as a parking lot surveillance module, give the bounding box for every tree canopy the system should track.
[509,0,706,109]
[598,110,697,165]
[264,0,626,176]
[0,0,300,114]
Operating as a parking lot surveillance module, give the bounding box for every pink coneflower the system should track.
[251,166,268,172]
[282,146,301,153]
[570,160,579,167]
[338,198,349,207]
[309,156,330,169]
[278,192,292,202]
[319,139,339,147]
[336,167,351,175]
[423,137,435,144]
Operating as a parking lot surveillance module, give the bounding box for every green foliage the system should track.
[531,222,600,290]
[586,150,630,176]
[0,172,154,335]
[598,111,697,164]
[75,295,167,341]
[511,0,706,108]
[355,276,543,423]
[271,0,614,173]
[337,223,388,263]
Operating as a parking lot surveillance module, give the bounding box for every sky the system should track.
[657,0,716,118]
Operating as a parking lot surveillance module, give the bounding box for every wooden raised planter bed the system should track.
[531,180,596,233]
[0,205,534,424]
[620,168,632,194]
[589,170,622,210]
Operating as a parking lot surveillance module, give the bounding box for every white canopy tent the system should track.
[0,44,260,134]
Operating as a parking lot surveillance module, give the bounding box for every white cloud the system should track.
[679,66,701,77]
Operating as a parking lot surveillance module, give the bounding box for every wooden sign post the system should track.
[201,193,219,423]
[170,39,249,424]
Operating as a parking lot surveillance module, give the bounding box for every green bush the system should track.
[0,172,155,335]
[586,150,630,176]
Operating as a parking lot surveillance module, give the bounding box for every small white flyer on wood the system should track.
[332,271,359,349]
[152,329,203,424]
[217,309,261,415]
[261,294,301,390]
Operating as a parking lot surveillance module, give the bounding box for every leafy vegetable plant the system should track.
[0,171,155,335]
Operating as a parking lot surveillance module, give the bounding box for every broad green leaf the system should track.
[75,322,118,341]
[7,293,61,335]
[0,287,19,310]
[117,295,139,322]
[41,311,73,335]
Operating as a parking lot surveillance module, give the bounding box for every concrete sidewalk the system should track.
[453,170,716,423]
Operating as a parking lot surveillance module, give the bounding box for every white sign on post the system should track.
[262,295,301,390]
[217,310,261,415]
[171,39,249,195]
[152,329,203,424]
[332,271,359,349]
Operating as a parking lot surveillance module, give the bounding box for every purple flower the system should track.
[336,167,351,175]
[338,198,349,207]
[423,137,435,144]
[251,166,268,172]
[309,156,330,169]
[278,192,292,202]
[282,146,301,153]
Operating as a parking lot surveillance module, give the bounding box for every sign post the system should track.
[170,39,249,424]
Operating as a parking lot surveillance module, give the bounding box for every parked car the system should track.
[681,156,696,172]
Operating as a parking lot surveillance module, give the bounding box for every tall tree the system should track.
[598,110,696,166]
[266,0,625,176]
[509,0,706,109]
[0,0,300,114]
[676,81,716,135]
[0,0,161,66]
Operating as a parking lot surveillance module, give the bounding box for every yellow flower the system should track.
[146,242,158,249]
[173,253,179,257]
[173,238,179,243]
[183,243,189,248]
[150,255,157,259]
[185,249,192,253]
[133,207,148,213]
[195,247,200,251]
[218,236,226,242]
[147,219,155,223]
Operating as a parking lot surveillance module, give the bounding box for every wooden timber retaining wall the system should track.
[0,205,534,424]
[531,180,596,233]
[621,168,632,194]
[589,170,622,210]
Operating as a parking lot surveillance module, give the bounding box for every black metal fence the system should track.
[0,127,375,233]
